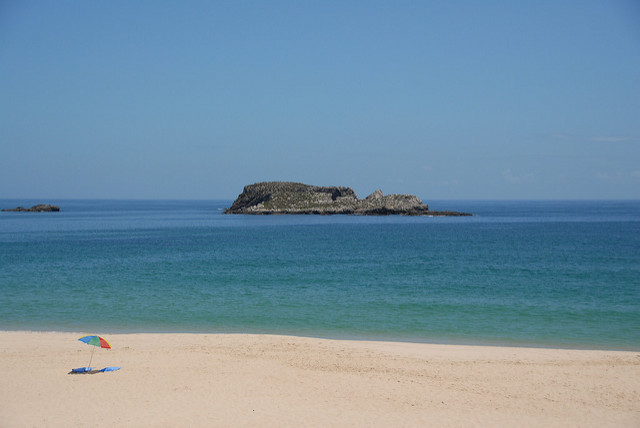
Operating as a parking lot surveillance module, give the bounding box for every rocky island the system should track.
[2,204,60,212]
[224,182,471,216]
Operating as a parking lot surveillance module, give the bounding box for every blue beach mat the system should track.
[69,366,121,374]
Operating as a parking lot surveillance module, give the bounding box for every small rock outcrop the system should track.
[2,204,60,212]
[224,182,471,216]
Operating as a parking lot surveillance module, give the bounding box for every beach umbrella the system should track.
[78,335,111,368]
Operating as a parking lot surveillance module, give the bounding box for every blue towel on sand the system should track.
[99,366,121,372]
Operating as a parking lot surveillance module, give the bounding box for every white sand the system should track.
[1,331,638,427]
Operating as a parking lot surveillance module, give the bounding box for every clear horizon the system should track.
[1,1,639,200]
[2,195,639,203]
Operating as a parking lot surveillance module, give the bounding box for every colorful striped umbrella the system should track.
[78,335,111,368]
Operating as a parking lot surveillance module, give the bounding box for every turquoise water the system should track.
[1,199,638,349]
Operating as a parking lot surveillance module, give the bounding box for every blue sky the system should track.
[1,1,639,200]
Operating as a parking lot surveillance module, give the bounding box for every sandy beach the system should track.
[1,331,638,427]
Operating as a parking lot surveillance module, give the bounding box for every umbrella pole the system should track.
[88,346,95,368]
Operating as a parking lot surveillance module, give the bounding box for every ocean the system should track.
[1,199,638,350]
